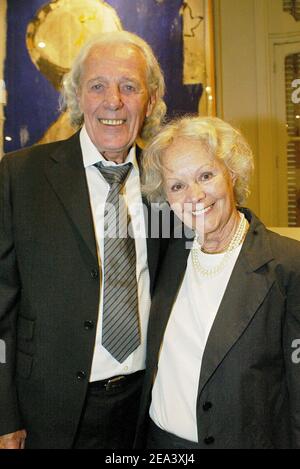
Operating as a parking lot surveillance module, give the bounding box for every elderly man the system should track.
[0,31,166,449]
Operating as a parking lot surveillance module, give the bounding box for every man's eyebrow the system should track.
[87,76,140,84]
[119,76,140,82]
[87,76,107,84]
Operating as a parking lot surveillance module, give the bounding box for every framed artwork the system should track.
[2,0,215,153]
[283,0,300,21]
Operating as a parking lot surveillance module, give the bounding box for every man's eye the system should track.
[91,83,104,91]
[122,84,136,92]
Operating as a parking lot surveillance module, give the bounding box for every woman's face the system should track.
[162,137,238,243]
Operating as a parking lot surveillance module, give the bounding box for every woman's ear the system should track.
[230,171,237,185]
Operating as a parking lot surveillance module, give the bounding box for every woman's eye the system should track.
[200,172,213,182]
[171,183,184,192]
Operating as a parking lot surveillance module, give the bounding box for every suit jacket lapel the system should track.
[44,132,98,262]
[138,145,171,296]
[198,210,275,394]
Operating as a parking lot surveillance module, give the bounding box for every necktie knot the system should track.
[95,162,132,187]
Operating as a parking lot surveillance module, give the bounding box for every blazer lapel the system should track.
[147,230,193,368]
[198,212,275,394]
[44,132,97,261]
[144,199,159,295]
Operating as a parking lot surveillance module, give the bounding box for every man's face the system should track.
[77,43,156,163]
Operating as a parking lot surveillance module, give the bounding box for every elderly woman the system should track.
[135,116,300,449]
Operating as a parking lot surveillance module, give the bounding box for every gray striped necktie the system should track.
[95,161,140,363]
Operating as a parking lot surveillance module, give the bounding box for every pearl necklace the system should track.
[191,213,249,277]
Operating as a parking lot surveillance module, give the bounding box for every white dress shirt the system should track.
[79,126,151,381]
[150,242,243,442]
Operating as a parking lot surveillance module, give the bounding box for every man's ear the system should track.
[76,87,82,109]
[146,90,158,118]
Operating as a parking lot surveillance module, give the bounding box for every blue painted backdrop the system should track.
[4,0,202,153]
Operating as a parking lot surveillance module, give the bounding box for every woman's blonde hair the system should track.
[60,30,166,142]
[142,116,254,205]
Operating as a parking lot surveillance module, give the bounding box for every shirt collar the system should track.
[80,125,139,171]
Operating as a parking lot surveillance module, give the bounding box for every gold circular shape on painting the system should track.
[26,0,122,90]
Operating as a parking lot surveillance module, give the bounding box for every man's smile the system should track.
[97,118,126,126]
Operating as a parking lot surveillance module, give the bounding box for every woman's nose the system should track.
[187,183,205,203]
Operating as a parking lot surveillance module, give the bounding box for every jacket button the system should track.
[76,371,86,381]
[90,269,99,279]
[204,436,215,445]
[84,320,94,330]
[203,402,212,411]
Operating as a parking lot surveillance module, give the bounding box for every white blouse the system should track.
[150,241,243,442]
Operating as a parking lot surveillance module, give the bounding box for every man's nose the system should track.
[103,86,123,110]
